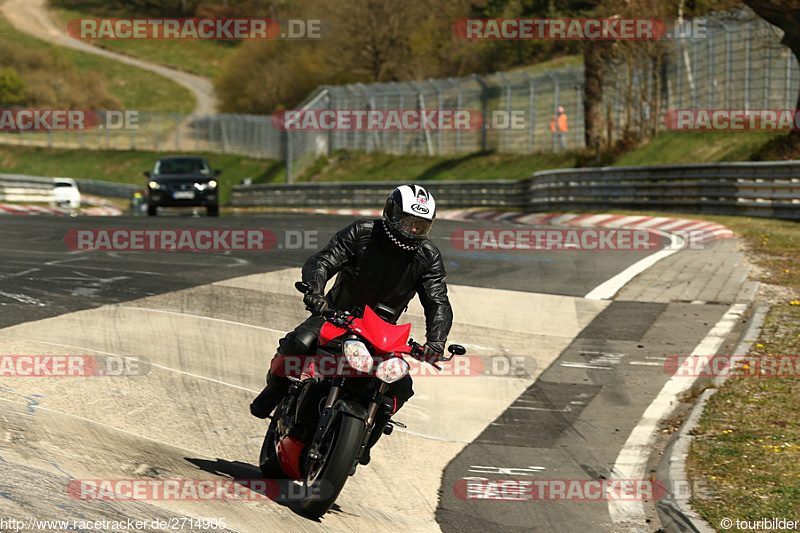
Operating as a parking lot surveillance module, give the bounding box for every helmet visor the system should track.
[396,212,433,237]
[385,200,434,240]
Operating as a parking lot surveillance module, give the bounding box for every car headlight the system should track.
[375,357,409,384]
[343,340,374,374]
[148,181,159,189]
[196,180,218,191]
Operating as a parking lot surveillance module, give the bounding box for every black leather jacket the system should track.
[301,219,453,343]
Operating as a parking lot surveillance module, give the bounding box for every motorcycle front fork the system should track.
[324,381,387,426]
[366,382,388,426]
[308,380,387,461]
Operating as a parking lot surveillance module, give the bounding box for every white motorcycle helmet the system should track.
[382,184,436,249]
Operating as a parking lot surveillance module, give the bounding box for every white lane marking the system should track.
[0,267,39,280]
[468,465,546,475]
[584,230,685,300]
[118,306,288,334]
[561,353,623,370]
[0,291,45,306]
[393,428,471,445]
[20,257,165,276]
[608,302,747,531]
[559,363,614,370]
[508,405,571,412]
[627,362,662,366]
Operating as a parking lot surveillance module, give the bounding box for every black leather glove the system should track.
[422,341,445,363]
[303,293,330,316]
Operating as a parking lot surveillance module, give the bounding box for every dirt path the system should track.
[1,0,218,115]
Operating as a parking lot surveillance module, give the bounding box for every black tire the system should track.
[147,205,157,216]
[298,413,364,519]
[207,205,219,217]
[259,418,288,480]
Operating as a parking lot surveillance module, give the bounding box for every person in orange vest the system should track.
[550,105,568,151]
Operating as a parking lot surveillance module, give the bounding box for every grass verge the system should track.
[297,150,579,182]
[686,304,800,526]
[52,7,239,80]
[684,214,800,528]
[612,130,787,166]
[296,129,797,183]
[0,14,194,113]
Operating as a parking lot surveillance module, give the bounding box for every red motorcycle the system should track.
[259,281,464,518]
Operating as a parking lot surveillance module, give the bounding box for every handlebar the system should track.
[295,280,463,371]
[406,339,454,371]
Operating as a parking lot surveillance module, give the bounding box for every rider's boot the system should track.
[250,368,291,419]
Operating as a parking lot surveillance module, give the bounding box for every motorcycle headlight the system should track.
[375,357,410,384]
[343,340,373,374]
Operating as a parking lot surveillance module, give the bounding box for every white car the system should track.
[53,178,81,209]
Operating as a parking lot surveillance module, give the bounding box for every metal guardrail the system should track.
[0,173,140,201]
[0,173,56,203]
[74,179,141,199]
[231,180,525,210]
[231,161,800,220]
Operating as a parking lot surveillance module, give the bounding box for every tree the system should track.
[742,0,800,142]
[318,0,420,82]
[0,67,26,106]
[582,39,612,150]
[580,0,678,151]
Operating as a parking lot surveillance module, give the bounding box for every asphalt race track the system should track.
[0,212,754,532]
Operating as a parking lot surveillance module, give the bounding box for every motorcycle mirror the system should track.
[295,281,313,294]
[447,344,466,356]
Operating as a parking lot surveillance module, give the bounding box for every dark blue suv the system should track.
[144,156,221,216]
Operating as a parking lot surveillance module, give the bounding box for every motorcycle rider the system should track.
[250,184,453,462]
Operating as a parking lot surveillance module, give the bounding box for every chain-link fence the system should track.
[0,112,280,160]
[601,10,799,144]
[282,67,584,180]
[1,9,796,185]
[665,16,797,112]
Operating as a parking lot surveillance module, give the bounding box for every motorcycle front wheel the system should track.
[298,413,364,519]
